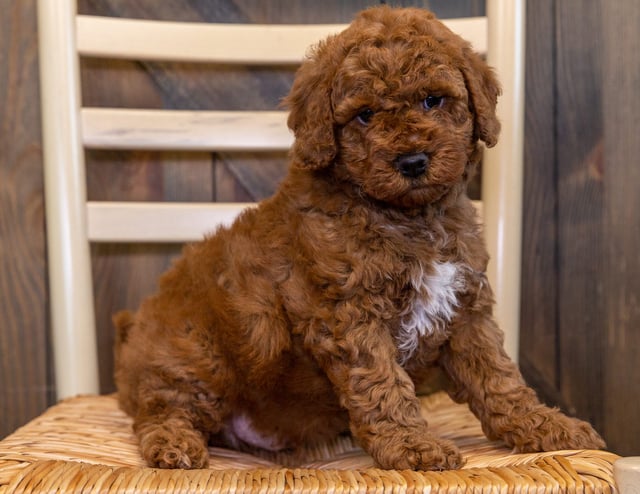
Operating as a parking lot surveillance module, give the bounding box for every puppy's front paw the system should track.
[372,429,463,471]
[139,425,209,469]
[509,409,606,453]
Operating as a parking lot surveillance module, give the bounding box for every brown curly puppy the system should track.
[115,6,605,471]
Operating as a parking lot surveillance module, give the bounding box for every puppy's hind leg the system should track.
[131,382,228,469]
[135,410,209,469]
[116,331,231,469]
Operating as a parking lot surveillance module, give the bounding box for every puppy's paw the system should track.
[509,409,606,453]
[139,425,209,469]
[372,430,463,471]
[406,436,464,471]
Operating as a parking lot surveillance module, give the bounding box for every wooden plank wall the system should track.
[520,0,640,455]
[600,0,640,456]
[1,0,638,457]
[0,1,52,437]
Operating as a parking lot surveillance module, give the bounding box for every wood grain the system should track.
[601,0,640,456]
[520,0,640,454]
[519,0,562,406]
[0,0,50,438]
[554,0,606,431]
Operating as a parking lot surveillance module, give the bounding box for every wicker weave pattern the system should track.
[0,393,619,493]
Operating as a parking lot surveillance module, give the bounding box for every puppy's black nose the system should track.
[394,152,429,178]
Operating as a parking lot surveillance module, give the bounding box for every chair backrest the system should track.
[37,0,525,400]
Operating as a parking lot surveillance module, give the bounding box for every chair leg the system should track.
[614,457,640,494]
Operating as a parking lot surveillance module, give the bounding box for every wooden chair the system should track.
[1,0,633,492]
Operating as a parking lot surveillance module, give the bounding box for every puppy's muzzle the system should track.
[394,152,429,178]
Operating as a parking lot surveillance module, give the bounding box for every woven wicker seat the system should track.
[0,392,619,493]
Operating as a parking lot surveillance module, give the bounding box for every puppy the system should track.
[115,6,605,471]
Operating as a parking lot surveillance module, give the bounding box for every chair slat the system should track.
[87,202,253,243]
[77,16,347,64]
[88,201,481,244]
[76,15,487,64]
[81,108,293,151]
[445,16,488,54]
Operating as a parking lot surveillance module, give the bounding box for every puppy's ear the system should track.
[459,48,502,147]
[284,39,339,170]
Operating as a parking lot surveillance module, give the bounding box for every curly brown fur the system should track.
[115,6,605,471]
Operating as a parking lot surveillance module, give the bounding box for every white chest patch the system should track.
[397,261,465,363]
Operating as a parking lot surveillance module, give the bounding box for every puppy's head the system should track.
[285,6,501,208]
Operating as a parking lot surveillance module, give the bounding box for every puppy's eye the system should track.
[423,95,444,110]
[356,108,375,125]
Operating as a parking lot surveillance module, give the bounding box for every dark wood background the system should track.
[1,0,638,456]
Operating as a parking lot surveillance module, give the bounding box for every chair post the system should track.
[482,0,526,362]
[37,0,100,398]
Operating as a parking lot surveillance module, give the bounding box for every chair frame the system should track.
[37,0,524,400]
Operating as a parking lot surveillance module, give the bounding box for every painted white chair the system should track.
[0,0,631,492]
